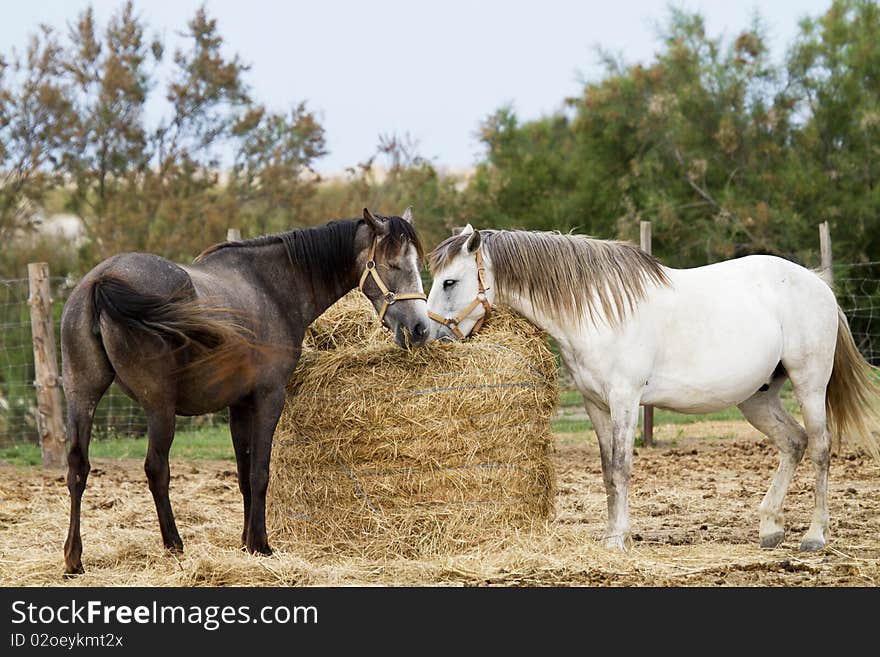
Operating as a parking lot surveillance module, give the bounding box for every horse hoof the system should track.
[246,543,273,556]
[165,540,184,554]
[760,531,785,549]
[603,536,628,552]
[63,564,85,577]
[800,538,825,553]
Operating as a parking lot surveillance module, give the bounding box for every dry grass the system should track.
[2,426,878,586]
[269,291,558,556]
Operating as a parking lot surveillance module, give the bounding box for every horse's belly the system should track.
[174,373,255,415]
[643,316,783,413]
[647,386,759,414]
[645,367,776,412]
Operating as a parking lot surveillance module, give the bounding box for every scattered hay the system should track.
[268,291,558,556]
[2,429,879,586]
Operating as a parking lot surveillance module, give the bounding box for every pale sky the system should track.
[1,0,832,173]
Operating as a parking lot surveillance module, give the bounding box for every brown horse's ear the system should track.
[401,206,413,223]
[363,208,389,235]
[464,228,481,254]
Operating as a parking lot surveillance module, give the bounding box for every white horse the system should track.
[426,225,880,552]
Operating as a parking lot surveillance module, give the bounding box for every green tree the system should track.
[466,9,808,267]
[463,107,578,232]
[62,2,159,259]
[50,2,326,266]
[787,0,880,263]
[228,103,326,236]
[0,27,75,263]
[303,133,461,249]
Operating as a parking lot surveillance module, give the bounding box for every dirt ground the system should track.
[1,420,878,586]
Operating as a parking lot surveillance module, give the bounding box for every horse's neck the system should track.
[202,242,359,326]
[497,291,562,344]
[303,271,359,324]
[284,251,359,326]
[500,289,572,335]
[499,290,610,359]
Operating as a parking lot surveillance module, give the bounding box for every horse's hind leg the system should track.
[63,388,112,575]
[144,407,184,552]
[737,376,807,549]
[790,383,832,552]
[62,310,114,574]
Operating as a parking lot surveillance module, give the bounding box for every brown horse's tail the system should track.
[91,275,256,379]
[826,308,880,460]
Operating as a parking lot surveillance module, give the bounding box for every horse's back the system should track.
[665,255,836,336]
[98,252,195,297]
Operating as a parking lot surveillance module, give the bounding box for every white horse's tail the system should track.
[826,308,880,460]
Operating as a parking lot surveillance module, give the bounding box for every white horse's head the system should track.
[426,224,495,341]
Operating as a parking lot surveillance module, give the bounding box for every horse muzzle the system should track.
[395,320,430,348]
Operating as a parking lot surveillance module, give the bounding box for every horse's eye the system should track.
[388,263,400,271]
[443,279,457,289]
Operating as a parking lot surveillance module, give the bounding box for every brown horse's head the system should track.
[358,207,430,348]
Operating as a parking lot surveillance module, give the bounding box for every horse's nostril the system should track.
[413,322,427,338]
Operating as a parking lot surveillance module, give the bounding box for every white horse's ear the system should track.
[464,229,481,254]
[363,208,389,235]
[401,206,413,223]
[460,223,474,236]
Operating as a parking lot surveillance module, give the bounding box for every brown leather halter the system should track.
[359,236,427,325]
[427,247,491,340]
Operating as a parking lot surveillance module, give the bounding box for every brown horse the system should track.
[60,209,429,575]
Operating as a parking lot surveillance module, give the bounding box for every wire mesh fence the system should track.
[0,278,38,444]
[0,275,225,446]
[834,261,880,366]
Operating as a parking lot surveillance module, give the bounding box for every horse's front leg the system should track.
[244,387,286,556]
[229,401,254,549]
[587,393,640,551]
[584,401,619,548]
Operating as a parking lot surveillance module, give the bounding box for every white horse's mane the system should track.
[430,229,670,325]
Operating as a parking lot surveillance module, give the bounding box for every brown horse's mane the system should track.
[194,216,424,279]
[430,229,670,326]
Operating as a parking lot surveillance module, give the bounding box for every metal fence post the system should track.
[27,262,66,468]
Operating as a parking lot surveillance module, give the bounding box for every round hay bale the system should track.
[269,291,558,556]
[302,292,389,350]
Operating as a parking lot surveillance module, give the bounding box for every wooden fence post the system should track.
[819,221,833,286]
[227,228,242,242]
[27,262,66,469]
[639,221,655,447]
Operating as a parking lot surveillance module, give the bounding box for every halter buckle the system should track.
[366,260,375,270]
[384,291,396,304]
